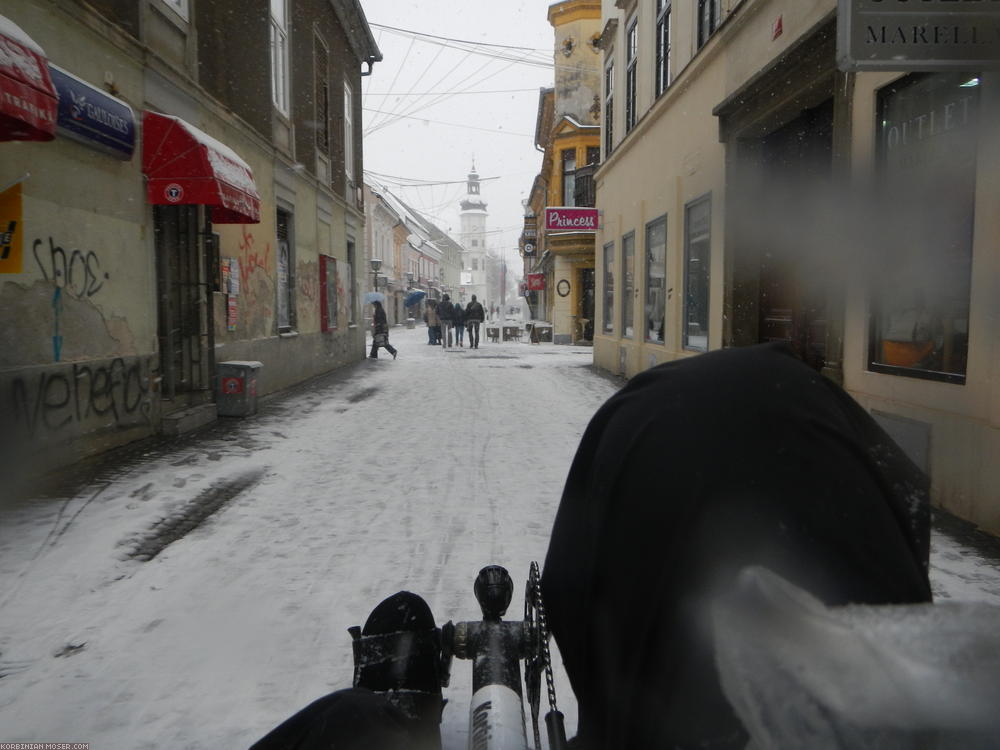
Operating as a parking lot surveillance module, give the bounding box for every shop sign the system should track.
[49,64,136,159]
[0,183,23,273]
[544,207,599,232]
[526,273,546,291]
[837,0,1000,71]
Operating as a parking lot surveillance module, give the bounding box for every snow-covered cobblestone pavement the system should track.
[0,325,998,749]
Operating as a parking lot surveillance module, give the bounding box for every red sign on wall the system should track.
[526,273,546,291]
[544,207,599,232]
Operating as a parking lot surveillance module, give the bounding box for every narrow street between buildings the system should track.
[1,326,999,749]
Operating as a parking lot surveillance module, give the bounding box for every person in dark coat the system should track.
[541,342,931,749]
[437,294,454,349]
[368,301,397,360]
[452,301,466,347]
[465,295,485,349]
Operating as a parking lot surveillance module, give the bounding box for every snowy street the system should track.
[1,325,1000,749]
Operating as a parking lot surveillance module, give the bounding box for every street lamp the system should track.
[405,271,414,288]
[370,258,382,290]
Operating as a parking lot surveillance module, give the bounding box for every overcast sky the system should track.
[359,0,558,272]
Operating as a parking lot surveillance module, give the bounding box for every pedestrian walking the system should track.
[437,294,454,348]
[452,300,465,347]
[368,301,397,360]
[424,300,439,345]
[465,294,485,349]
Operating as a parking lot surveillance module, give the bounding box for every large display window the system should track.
[868,73,979,384]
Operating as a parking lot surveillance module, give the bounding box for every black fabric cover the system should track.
[542,343,932,750]
[248,688,410,750]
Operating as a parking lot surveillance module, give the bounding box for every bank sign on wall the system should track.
[838,0,1000,71]
[544,207,599,232]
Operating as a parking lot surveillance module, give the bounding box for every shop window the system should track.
[603,241,615,333]
[645,216,667,343]
[868,72,979,384]
[684,196,710,351]
[622,231,635,338]
[604,61,614,155]
[276,209,295,332]
[697,0,721,50]
[625,18,638,134]
[270,0,289,115]
[655,0,671,98]
[562,149,577,206]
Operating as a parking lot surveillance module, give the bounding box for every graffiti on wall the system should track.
[33,236,109,298]
[29,235,113,362]
[237,226,272,303]
[8,356,153,438]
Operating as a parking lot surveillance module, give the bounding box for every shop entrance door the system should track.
[578,267,595,342]
[756,99,833,367]
[154,205,213,413]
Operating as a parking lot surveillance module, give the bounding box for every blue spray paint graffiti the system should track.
[51,285,63,362]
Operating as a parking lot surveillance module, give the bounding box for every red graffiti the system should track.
[300,274,318,303]
[237,226,272,300]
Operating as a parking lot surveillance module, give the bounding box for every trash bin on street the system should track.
[406,317,416,329]
[217,360,263,417]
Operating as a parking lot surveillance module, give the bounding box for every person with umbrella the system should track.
[368,301,397,360]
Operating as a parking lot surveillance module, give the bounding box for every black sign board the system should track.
[837,0,1000,71]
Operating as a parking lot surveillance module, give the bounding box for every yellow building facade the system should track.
[522,0,602,344]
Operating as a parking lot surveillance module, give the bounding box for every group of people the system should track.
[369,294,489,360]
[422,294,486,350]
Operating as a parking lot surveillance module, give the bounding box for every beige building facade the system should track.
[595,0,1000,533]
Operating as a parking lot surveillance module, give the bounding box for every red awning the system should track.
[0,15,58,141]
[142,111,261,224]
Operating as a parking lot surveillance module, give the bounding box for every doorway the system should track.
[154,205,214,413]
[755,99,833,368]
[578,267,595,342]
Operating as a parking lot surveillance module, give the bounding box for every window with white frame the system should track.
[562,148,577,206]
[344,82,355,185]
[625,18,638,134]
[697,0,722,50]
[655,0,671,98]
[161,0,189,21]
[604,60,614,155]
[270,0,289,115]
